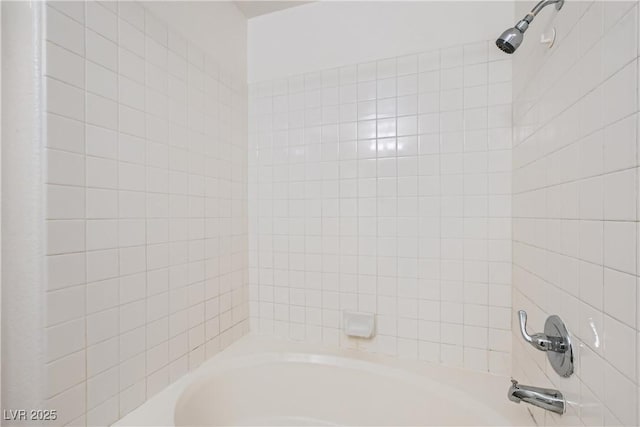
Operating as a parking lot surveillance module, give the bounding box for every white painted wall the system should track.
[248,1,514,82]
[1,0,3,410]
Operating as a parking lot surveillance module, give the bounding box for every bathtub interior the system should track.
[175,362,504,426]
[170,337,534,426]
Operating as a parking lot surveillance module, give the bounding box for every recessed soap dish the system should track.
[344,311,375,338]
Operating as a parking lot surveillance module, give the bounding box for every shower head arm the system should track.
[515,0,563,34]
[529,0,564,18]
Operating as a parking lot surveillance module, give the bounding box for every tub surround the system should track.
[512,1,640,425]
[39,1,249,424]
[248,40,513,373]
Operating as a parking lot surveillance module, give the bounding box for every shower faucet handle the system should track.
[518,310,554,351]
[517,310,574,377]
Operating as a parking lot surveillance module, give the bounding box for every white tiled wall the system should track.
[28,0,640,424]
[248,41,513,373]
[511,1,639,425]
[42,2,248,424]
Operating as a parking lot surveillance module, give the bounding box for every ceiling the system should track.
[234,1,314,18]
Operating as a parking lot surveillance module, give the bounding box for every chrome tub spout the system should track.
[507,379,565,415]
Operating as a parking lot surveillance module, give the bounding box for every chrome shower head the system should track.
[495,21,527,54]
[495,0,564,54]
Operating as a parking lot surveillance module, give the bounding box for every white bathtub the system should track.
[115,336,534,426]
